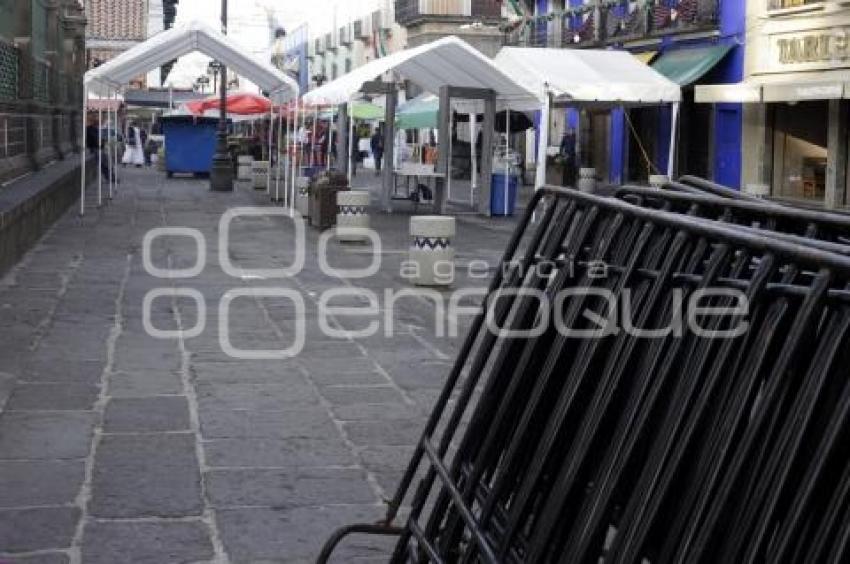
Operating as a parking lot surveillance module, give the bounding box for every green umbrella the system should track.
[396,94,438,130]
[318,101,384,121]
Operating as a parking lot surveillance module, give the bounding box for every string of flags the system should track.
[500,0,701,36]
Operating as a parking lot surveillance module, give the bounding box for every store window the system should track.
[771,101,828,202]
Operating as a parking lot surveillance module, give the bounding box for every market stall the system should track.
[302,36,538,216]
[493,47,682,190]
[80,20,299,215]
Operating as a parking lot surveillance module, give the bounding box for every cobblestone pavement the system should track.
[0,167,516,563]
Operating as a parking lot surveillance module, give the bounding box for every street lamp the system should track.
[209,0,232,192]
[196,75,210,93]
[207,60,222,92]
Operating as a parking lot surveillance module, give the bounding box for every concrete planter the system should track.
[649,174,669,188]
[409,215,455,287]
[252,161,269,190]
[745,183,770,197]
[578,168,597,193]
[336,190,370,242]
[295,191,310,218]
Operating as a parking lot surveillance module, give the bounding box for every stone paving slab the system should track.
[0,166,515,562]
[81,521,214,564]
[0,412,96,460]
[102,396,190,433]
[0,507,80,553]
[89,434,203,518]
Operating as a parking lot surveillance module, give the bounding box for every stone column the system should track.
[826,99,848,209]
[479,94,495,216]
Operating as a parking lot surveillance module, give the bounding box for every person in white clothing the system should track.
[122,123,145,166]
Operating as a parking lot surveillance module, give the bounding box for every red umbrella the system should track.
[185,93,272,116]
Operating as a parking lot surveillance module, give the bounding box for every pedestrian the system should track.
[85,117,98,156]
[122,122,145,167]
[371,126,384,176]
[140,127,151,166]
[559,127,577,187]
[350,124,360,178]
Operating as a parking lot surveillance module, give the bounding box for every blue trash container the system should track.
[491,173,518,216]
[161,116,223,176]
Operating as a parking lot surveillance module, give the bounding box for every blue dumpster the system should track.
[161,116,223,176]
[491,173,518,216]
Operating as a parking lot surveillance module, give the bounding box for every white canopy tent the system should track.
[303,36,539,214]
[302,36,538,108]
[80,20,300,215]
[494,47,682,188]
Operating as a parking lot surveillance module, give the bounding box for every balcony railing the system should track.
[395,0,503,26]
[505,0,718,48]
[769,0,823,9]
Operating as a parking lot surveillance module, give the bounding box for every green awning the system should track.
[318,101,384,121]
[396,94,438,129]
[651,44,734,86]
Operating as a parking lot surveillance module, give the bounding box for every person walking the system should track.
[122,122,144,167]
[559,127,577,187]
[370,126,384,176]
[350,125,360,178]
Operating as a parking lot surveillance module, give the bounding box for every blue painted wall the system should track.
[529,1,745,188]
[649,0,746,187]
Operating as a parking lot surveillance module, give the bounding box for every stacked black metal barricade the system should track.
[319,178,850,563]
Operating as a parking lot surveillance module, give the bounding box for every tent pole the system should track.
[109,89,115,200]
[291,98,300,212]
[447,121,452,203]
[286,102,293,204]
[311,106,318,167]
[535,90,550,191]
[347,102,353,187]
[97,103,103,206]
[667,101,680,179]
[470,112,477,207]
[504,106,510,216]
[266,104,280,202]
[111,89,118,198]
[326,109,331,172]
[296,98,312,212]
[80,86,87,216]
[295,98,305,215]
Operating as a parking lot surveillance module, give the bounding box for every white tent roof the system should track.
[85,20,299,103]
[494,47,681,106]
[302,36,539,108]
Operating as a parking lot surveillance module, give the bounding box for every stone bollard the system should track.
[295,176,310,218]
[577,168,597,193]
[336,190,370,242]
[237,155,253,181]
[252,160,269,190]
[745,183,770,198]
[649,174,669,188]
[409,216,455,287]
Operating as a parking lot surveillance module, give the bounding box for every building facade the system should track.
[305,3,408,91]
[738,0,850,208]
[0,0,87,183]
[396,0,506,56]
[85,0,179,88]
[507,0,745,188]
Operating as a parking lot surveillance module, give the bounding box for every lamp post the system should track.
[207,61,222,92]
[196,75,210,93]
[209,0,232,191]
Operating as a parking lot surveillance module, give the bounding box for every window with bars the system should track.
[0,40,19,100]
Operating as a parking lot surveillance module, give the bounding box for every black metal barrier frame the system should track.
[317,185,850,563]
